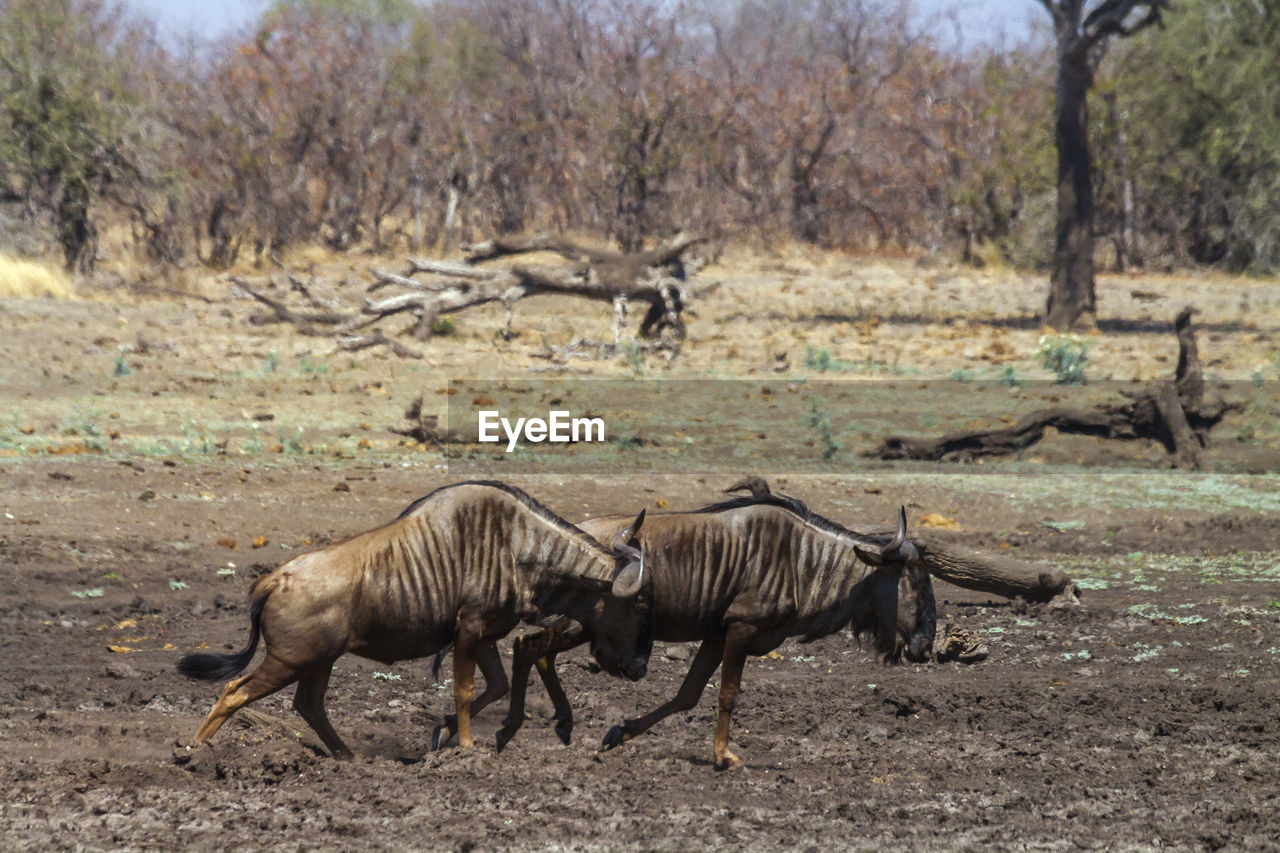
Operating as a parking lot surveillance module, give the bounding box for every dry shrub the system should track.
[0,254,76,299]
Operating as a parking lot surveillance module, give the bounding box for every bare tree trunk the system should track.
[443,185,460,255]
[410,181,426,252]
[1046,54,1096,331]
[1039,0,1170,329]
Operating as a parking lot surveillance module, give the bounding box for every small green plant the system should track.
[372,672,402,681]
[299,355,329,378]
[430,316,457,337]
[113,349,132,377]
[259,350,279,376]
[992,365,1021,387]
[948,367,976,382]
[806,396,842,460]
[279,425,307,455]
[179,420,217,456]
[612,433,643,451]
[623,341,645,376]
[169,580,189,590]
[63,404,106,450]
[805,346,835,371]
[1035,334,1090,385]
[71,588,104,599]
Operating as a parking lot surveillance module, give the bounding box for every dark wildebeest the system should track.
[494,492,936,770]
[176,481,652,759]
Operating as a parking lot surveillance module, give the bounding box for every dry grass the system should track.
[0,254,75,299]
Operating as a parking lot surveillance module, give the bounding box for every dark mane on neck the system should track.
[695,491,856,539]
[396,480,612,554]
[701,484,890,545]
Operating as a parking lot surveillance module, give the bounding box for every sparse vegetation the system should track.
[1035,334,1090,385]
[805,396,842,461]
[298,355,330,378]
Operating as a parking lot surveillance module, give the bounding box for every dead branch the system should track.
[333,331,422,359]
[868,306,1242,469]
[233,278,354,335]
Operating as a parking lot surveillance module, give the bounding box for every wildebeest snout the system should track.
[905,633,933,663]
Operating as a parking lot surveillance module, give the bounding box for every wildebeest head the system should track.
[533,510,654,682]
[853,507,936,664]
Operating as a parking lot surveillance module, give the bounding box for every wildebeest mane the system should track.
[696,491,868,542]
[395,480,614,555]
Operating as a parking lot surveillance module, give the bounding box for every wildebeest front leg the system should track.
[496,622,584,750]
[601,635,727,751]
[451,627,481,749]
[432,640,508,750]
[712,623,757,771]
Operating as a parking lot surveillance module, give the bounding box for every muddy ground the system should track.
[2,255,1279,850]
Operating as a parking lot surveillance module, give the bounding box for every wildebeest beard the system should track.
[845,579,904,664]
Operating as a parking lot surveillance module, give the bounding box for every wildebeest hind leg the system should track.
[193,654,299,746]
[293,664,352,759]
[433,640,507,749]
[601,635,726,751]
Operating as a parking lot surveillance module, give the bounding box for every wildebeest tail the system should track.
[431,642,455,683]
[176,583,270,681]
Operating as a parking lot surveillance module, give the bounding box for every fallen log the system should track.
[868,306,1241,469]
[900,539,1076,603]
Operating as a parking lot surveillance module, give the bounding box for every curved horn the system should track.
[611,549,646,598]
[883,506,907,557]
[611,508,646,554]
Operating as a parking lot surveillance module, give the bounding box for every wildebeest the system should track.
[176,481,652,759]
[495,492,936,770]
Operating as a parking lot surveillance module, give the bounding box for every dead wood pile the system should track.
[231,234,709,359]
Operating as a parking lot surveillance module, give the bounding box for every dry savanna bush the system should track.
[0,0,1274,279]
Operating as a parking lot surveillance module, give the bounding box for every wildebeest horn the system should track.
[611,549,645,598]
[610,509,647,597]
[885,506,907,556]
[854,506,915,567]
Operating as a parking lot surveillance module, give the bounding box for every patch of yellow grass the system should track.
[0,253,75,299]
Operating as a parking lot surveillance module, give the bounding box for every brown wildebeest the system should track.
[493,492,935,770]
[176,481,651,759]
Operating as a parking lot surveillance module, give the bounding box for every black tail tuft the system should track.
[177,649,255,681]
[176,591,267,681]
[431,642,454,683]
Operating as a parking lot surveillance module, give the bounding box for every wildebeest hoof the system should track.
[714,751,743,772]
[430,717,457,751]
[495,728,513,752]
[600,725,627,750]
[554,723,573,745]
[170,742,198,766]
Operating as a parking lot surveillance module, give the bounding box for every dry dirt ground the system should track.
[2,253,1279,850]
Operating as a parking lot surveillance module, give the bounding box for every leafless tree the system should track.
[1036,0,1170,330]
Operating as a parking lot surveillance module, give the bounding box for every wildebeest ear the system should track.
[611,509,646,556]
